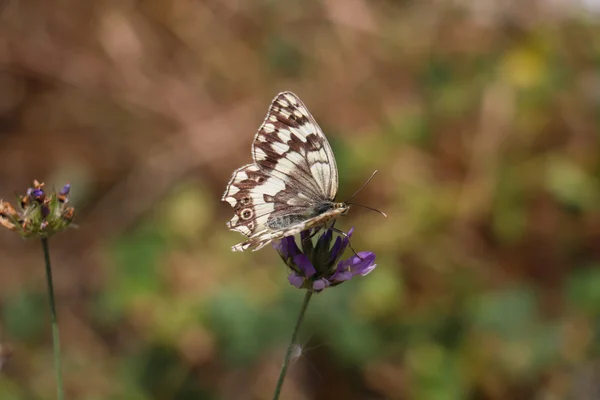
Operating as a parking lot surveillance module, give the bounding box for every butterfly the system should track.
[222,91,349,252]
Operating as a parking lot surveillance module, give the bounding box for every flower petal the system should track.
[312,278,330,291]
[288,272,304,288]
[286,236,301,257]
[300,229,314,255]
[272,240,284,252]
[348,252,376,275]
[332,251,376,282]
[300,229,312,242]
[274,236,300,259]
[331,270,353,282]
[359,263,377,276]
[328,236,343,263]
[293,254,316,277]
[316,229,333,252]
[339,227,355,255]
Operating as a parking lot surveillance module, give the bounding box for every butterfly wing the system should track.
[222,92,341,251]
[252,92,338,201]
[232,207,346,252]
[222,163,276,238]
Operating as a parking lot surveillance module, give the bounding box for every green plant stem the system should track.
[41,238,64,400]
[272,290,313,400]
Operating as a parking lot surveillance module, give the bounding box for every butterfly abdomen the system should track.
[267,214,307,230]
[266,201,348,231]
[267,204,329,230]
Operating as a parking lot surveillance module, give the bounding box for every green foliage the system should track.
[468,285,538,338]
[567,266,600,314]
[2,291,46,342]
[94,222,166,324]
[205,290,276,365]
[266,36,304,78]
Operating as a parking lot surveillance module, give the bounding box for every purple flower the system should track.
[273,227,376,292]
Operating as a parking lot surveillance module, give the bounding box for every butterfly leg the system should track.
[328,227,363,260]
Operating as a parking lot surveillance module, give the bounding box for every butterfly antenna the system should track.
[347,203,387,218]
[345,170,379,203]
[343,170,387,218]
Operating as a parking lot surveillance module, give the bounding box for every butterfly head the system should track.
[333,202,350,216]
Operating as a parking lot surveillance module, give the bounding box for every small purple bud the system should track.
[31,189,44,199]
[59,184,71,196]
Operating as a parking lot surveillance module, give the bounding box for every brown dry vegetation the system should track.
[1,1,600,399]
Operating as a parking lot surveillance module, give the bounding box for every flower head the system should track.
[274,227,376,292]
[0,180,74,238]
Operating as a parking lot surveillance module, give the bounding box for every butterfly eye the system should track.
[241,197,251,205]
[256,176,265,183]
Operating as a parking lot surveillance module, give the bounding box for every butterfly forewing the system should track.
[223,91,345,251]
[252,92,338,200]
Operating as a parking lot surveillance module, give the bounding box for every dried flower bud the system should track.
[0,180,75,238]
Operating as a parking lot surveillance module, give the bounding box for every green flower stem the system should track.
[272,290,313,400]
[41,238,65,400]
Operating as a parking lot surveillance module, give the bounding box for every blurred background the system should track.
[1,0,600,399]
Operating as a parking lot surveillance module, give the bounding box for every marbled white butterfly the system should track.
[222,91,349,252]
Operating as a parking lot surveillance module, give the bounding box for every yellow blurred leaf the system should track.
[500,46,546,89]
[162,182,214,240]
[354,264,402,318]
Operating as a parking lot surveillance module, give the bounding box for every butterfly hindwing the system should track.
[222,163,278,236]
[231,207,346,252]
[223,91,346,251]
